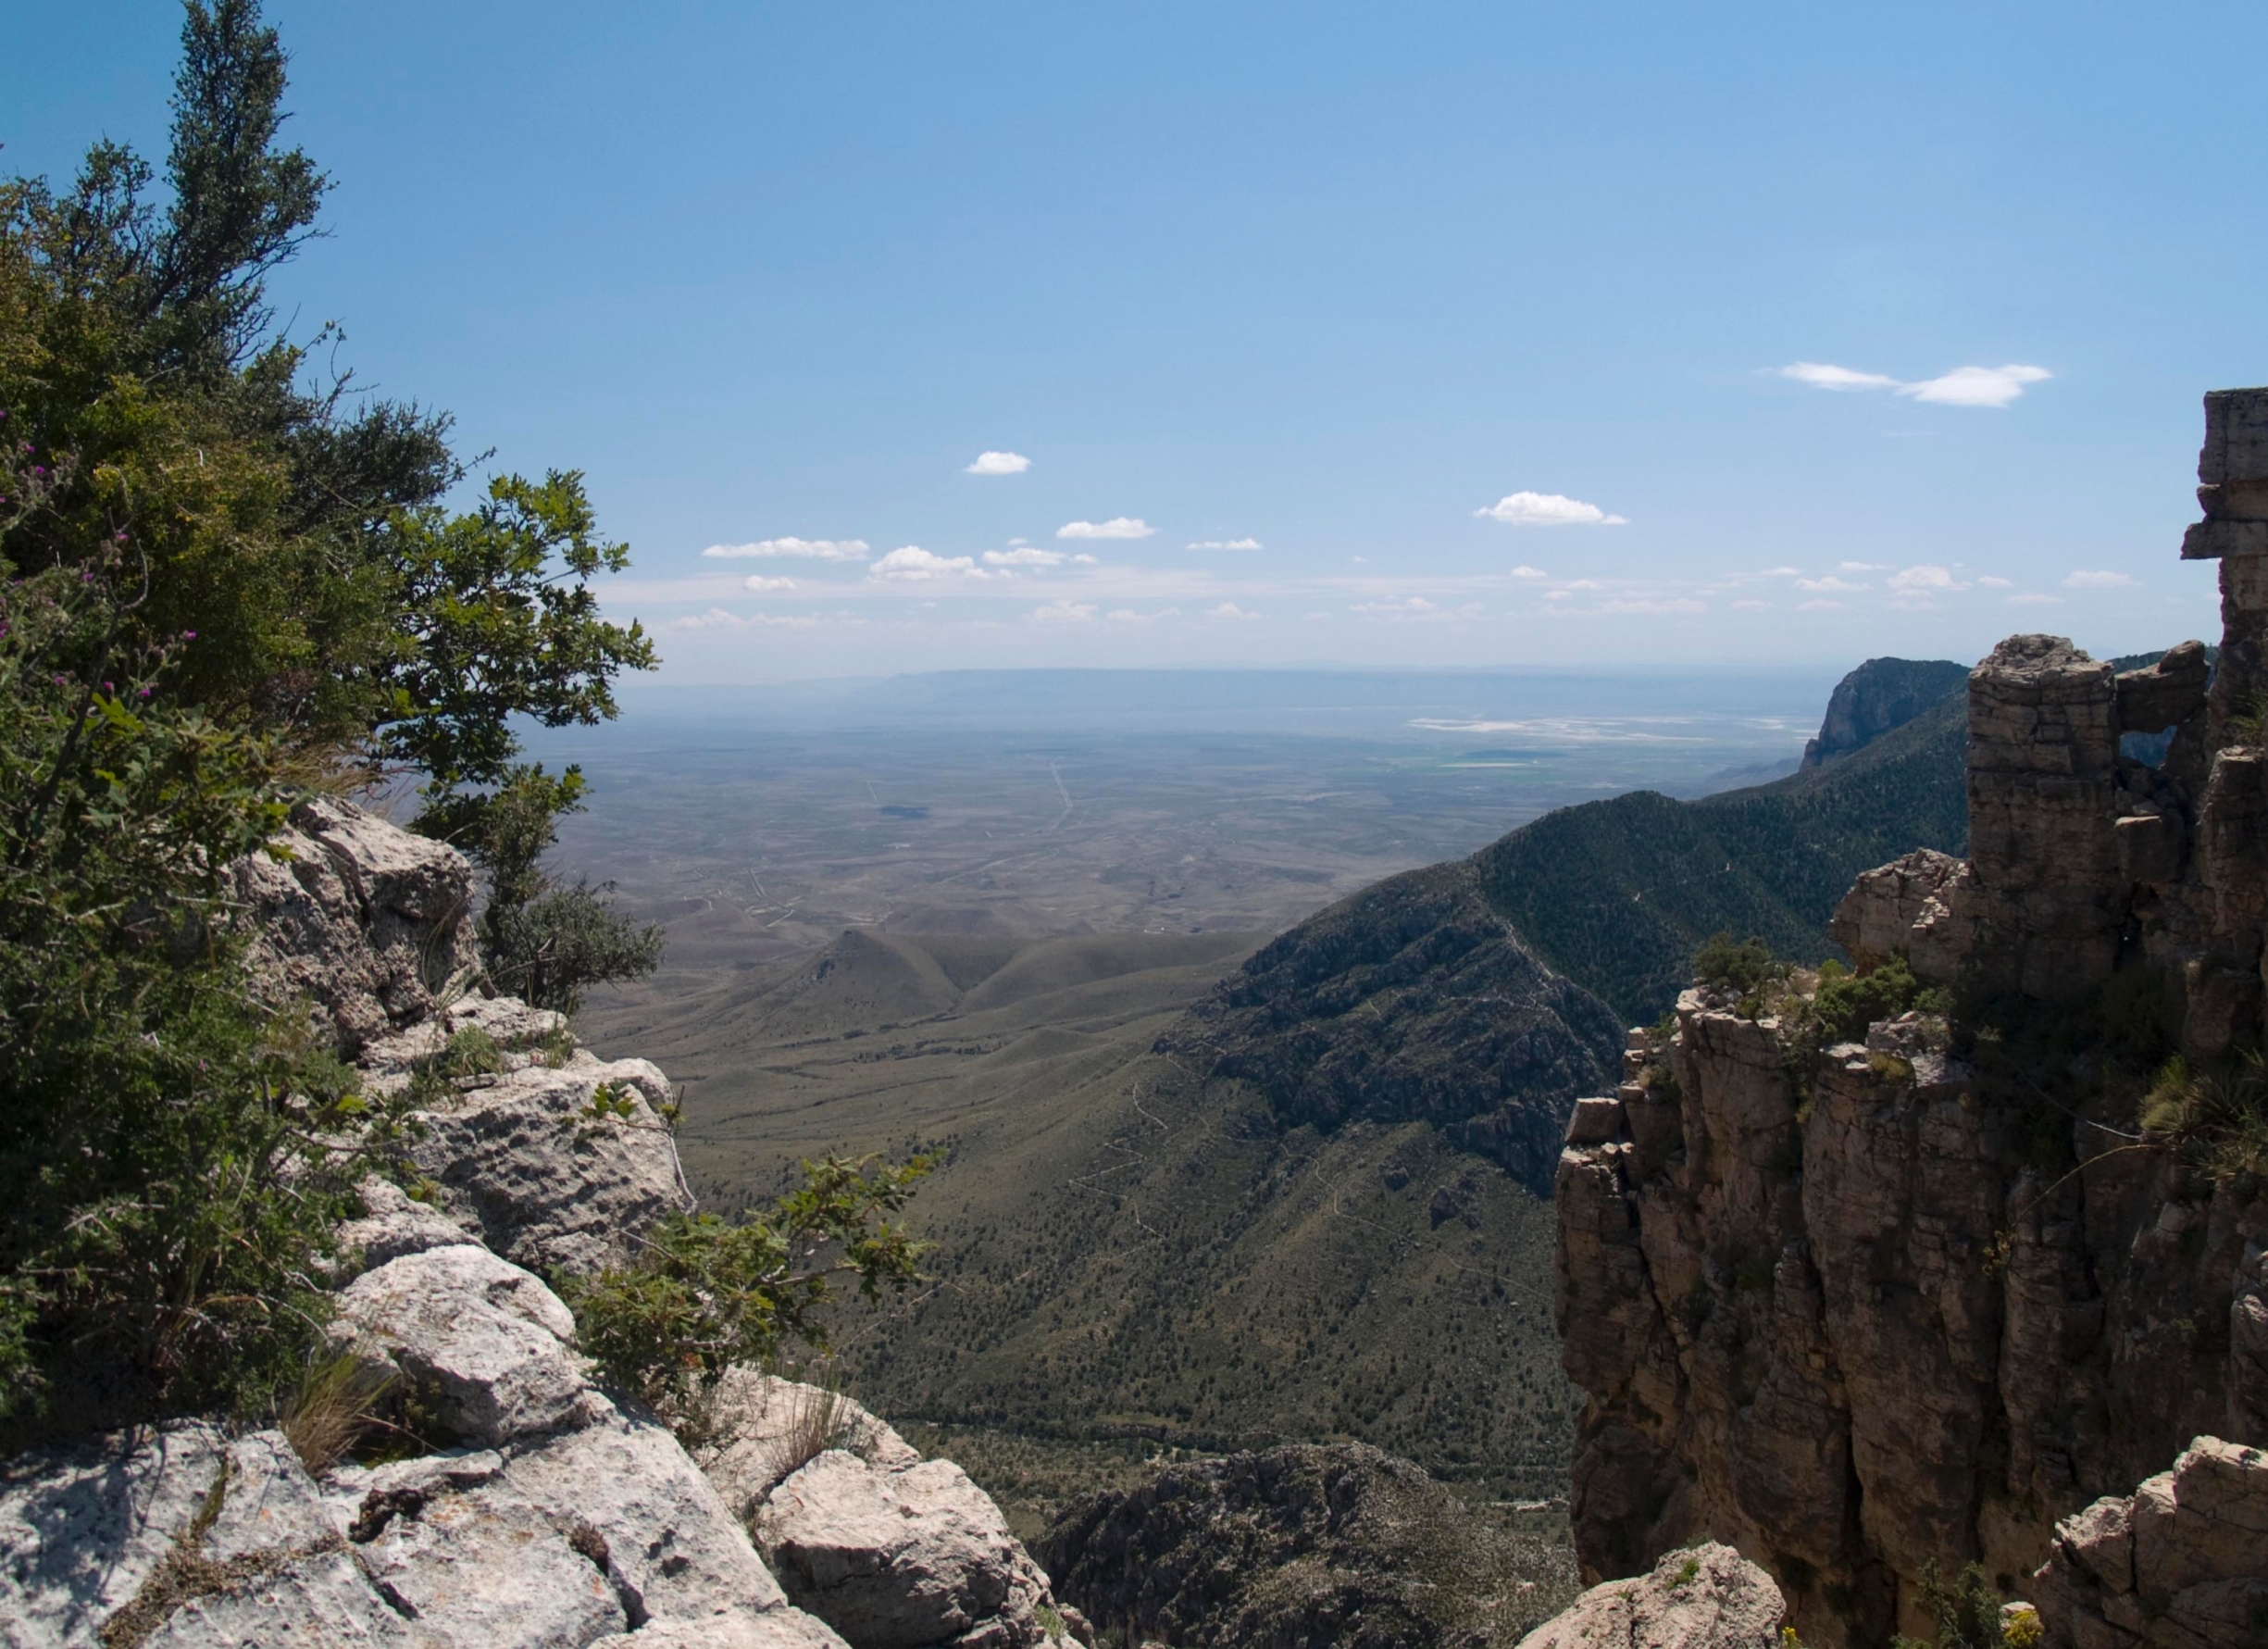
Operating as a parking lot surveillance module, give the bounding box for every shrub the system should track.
[1693,932,1782,994]
[562,1154,932,1420]
[1888,1560,2009,1649]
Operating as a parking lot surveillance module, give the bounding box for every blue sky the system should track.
[10,1,2264,680]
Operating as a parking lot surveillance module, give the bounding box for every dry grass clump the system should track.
[276,1349,397,1474]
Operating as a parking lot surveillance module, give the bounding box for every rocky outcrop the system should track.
[1515,1543,1784,1649]
[1799,658,1971,771]
[1039,1443,1579,1649]
[2030,1437,2268,1649]
[1,798,1080,1649]
[1551,389,2268,1648]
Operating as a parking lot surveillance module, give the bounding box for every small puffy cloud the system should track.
[984,547,1065,567]
[743,574,797,592]
[1978,575,2014,588]
[1029,600,1098,624]
[703,537,870,562]
[1542,590,1575,603]
[1762,566,1802,577]
[1889,565,1969,593]
[1187,537,1263,551]
[1206,601,1260,620]
[1779,362,1900,392]
[1475,491,1627,526]
[1108,606,1181,625]
[1776,361,2052,408]
[1057,517,1154,540]
[965,450,1030,475]
[2009,593,2064,606]
[2063,569,2137,589]
[867,545,997,582]
[1798,575,1868,593]
[1071,553,1100,565]
[1351,597,1441,617]
[1838,560,1889,572]
[1903,365,2051,407]
[1566,579,1603,591]
[1510,565,1548,579]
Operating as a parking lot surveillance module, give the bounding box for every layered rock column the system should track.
[1962,635,2123,999]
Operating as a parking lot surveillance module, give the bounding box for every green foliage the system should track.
[562,1155,932,1418]
[1888,1560,2008,1649]
[1694,931,1783,993]
[459,765,660,1014]
[0,545,352,1440]
[0,0,662,1448]
[2140,1051,2268,1181]
[1812,956,1933,1043]
[404,1024,505,1107]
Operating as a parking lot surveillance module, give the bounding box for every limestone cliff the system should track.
[0,800,1088,1649]
[1798,657,1971,771]
[1551,389,2268,1649]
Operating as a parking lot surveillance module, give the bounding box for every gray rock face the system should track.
[501,1402,792,1622]
[338,1178,483,1274]
[0,1424,336,1649]
[589,1611,849,1649]
[696,1372,923,1523]
[755,1452,1055,1649]
[354,1488,625,1648]
[404,1054,690,1278]
[330,1245,588,1448]
[232,796,483,1060]
[139,1548,436,1649]
[2032,1437,2268,1649]
[1515,1543,1784,1649]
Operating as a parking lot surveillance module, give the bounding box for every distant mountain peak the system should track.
[1798,656,1970,769]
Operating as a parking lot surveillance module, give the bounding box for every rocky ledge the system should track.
[0,797,1087,1649]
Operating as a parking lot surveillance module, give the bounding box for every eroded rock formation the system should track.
[0,800,1084,1649]
[1552,389,2268,1648]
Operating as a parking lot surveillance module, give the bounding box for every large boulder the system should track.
[697,1371,922,1523]
[404,1054,690,1279]
[330,1245,589,1448]
[231,795,483,1060]
[755,1451,1056,1649]
[2032,1436,2268,1648]
[1515,1543,1785,1649]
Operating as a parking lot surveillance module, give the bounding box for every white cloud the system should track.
[1889,565,1969,593]
[1731,599,1770,611]
[1542,590,1575,603]
[1351,597,1441,617]
[1797,575,1869,593]
[2063,569,2137,589]
[2009,593,2064,606]
[1351,556,1368,564]
[668,606,819,631]
[965,450,1030,475]
[1206,601,1260,620]
[1776,361,2052,409]
[1601,597,1706,616]
[1902,365,2051,407]
[1762,566,1802,577]
[1838,560,1889,572]
[1029,600,1097,624]
[1797,598,1847,612]
[984,547,1065,568]
[1778,362,1900,392]
[1510,565,1548,580]
[1187,537,1263,551]
[1567,579,1603,590]
[1107,606,1181,625]
[867,545,998,582]
[742,575,797,592]
[1071,553,1100,565]
[1978,575,2014,588]
[702,537,870,562]
[1475,491,1627,527]
[1057,517,1155,540]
